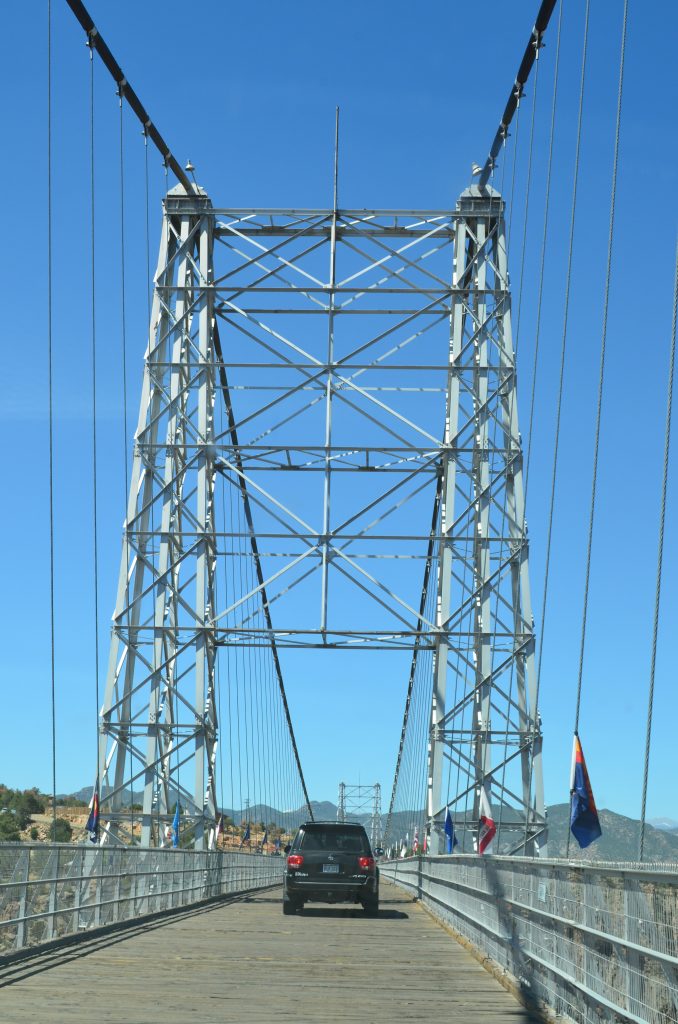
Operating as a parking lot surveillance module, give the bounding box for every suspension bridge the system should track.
[1,0,677,1021]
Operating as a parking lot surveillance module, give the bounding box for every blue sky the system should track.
[0,0,676,823]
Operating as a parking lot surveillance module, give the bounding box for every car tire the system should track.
[282,893,300,915]
[362,894,379,916]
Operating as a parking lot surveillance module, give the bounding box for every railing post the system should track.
[45,847,59,942]
[15,847,30,951]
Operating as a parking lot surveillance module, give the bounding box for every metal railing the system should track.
[0,843,283,956]
[382,855,678,1024]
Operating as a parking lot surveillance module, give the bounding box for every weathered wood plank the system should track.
[0,880,533,1021]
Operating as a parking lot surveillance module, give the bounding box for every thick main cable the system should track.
[478,0,558,187]
[64,0,194,194]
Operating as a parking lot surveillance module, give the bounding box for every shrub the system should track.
[49,818,72,843]
[0,812,21,842]
[30,827,39,841]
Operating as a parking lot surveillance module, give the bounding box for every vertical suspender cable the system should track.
[118,87,133,832]
[567,1,628,856]
[88,39,101,794]
[522,0,564,856]
[144,131,151,326]
[47,0,58,839]
[535,0,590,802]
[573,0,628,734]
[639,236,678,861]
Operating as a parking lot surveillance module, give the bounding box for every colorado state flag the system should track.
[570,733,602,849]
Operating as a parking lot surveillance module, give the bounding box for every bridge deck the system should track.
[0,881,532,1022]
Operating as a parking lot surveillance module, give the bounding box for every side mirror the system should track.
[375,847,384,856]
[284,844,291,854]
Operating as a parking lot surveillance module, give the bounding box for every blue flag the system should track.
[570,734,602,849]
[261,829,268,850]
[444,808,458,854]
[171,802,180,848]
[85,781,99,844]
[241,823,251,847]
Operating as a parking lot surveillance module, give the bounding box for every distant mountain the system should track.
[384,804,678,863]
[648,817,678,832]
[57,786,678,863]
[545,804,678,862]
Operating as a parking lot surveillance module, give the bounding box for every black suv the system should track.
[282,821,379,916]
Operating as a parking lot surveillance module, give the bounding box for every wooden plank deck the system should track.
[0,881,534,1022]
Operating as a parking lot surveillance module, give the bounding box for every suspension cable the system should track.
[524,0,563,500]
[639,235,678,861]
[64,0,194,194]
[47,0,58,839]
[384,477,441,845]
[513,42,541,354]
[535,0,590,829]
[573,0,628,736]
[478,0,558,187]
[88,39,102,797]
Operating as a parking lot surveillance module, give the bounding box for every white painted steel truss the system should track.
[99,185,544,854]
[337,783,383,850]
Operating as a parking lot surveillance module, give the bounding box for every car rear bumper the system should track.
[285,875,378,902]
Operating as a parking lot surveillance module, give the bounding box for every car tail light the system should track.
[287,854,304,868]
[358,856,375,870]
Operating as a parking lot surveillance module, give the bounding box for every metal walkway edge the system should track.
[0,881,535,1022]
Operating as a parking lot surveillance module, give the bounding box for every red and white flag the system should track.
[478,787,496,855]
[413,826,419,853]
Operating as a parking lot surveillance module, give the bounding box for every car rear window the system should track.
[297,826,370,854]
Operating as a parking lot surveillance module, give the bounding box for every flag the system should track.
[570,733,602,849]
[274,836,281,850]
[171,802,180,848]
[422,830,428,854]
[216,815,224,838]
[444,808,459,854]
[400,842,406,858]
[240,823,251,848]
[413,827,419,853]
[85,780,99,844]
[478,787,496,854]
[261,829,268,850]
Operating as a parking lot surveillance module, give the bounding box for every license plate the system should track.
[322,863,339,874]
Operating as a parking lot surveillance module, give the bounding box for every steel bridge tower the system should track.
[425,186,545,856]
[97,180,544,855]
[338,783,382,850]
[99,187,219,848]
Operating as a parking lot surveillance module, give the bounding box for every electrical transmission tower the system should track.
[337,783,382,850]
[425,186,545,856]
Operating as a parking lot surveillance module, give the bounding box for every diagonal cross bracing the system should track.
[100,187,544,859]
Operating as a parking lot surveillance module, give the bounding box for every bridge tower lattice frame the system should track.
[338,783,382,850]
[425,186,546,856]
